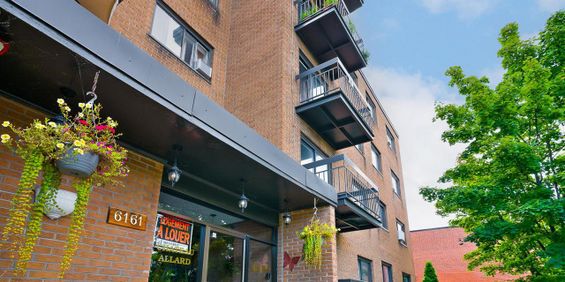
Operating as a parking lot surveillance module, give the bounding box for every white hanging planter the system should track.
[35,187,77,220]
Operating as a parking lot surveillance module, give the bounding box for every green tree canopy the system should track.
[420,11,564,282]
[423,261,439,282]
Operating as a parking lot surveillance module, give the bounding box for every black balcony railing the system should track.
[296,0,366,56]
[298,58,376,130]
[303,155,381,223]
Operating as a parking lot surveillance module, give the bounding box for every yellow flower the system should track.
[1,134,10,143]
[74,148,85,155]
[78,113,84,118]
[56,143,65,149]
[2,121,10,127]
[48,121,57,127]
[57,98,65,105]
[64,106,71,112]
[78,103,85,108]
[73,139,86,147]
[34,123,46,129]
[85,103,92,109]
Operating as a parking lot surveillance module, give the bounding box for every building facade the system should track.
[411,227,516,282]
[0,0,414,281]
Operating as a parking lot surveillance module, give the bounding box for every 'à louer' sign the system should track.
[154,213,194,255]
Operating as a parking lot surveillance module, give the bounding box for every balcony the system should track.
[304,155,382,232]
[343,0,364,12]
[295,0,367,73]
[297,58,374,149]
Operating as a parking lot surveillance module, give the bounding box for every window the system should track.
[151,4,213,79]
[358,257,373,282]
[301,138,329,183]
[378,201,388,229]
[355,143,364,154]
[208,0,219,9]
[366,93,376,121]
[397,220,406,244]
[371,145,382,173]
[386,127,396,152]
[402,273,411,282]
[382,262,393,282]
[391,171,401,196]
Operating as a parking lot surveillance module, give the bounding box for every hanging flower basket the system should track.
[56,147,100,177]
[35,186,78,220]
[0,74,129,278]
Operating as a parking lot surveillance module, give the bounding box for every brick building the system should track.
[411,227,516,282]
[0,0,414,281]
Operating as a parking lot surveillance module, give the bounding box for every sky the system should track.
[352,0,565,230]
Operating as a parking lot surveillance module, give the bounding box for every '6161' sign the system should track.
[107,207,147,231]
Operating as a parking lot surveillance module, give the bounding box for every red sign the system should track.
[153,213,194,255]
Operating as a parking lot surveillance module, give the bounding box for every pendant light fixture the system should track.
[282,199,292,225]
[238,179,249,213]
[167,145,182,187]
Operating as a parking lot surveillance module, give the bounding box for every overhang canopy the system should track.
[0,0,337,226]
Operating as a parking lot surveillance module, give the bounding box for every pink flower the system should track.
[78,119,89,126]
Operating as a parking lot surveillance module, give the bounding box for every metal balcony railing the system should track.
[297,58,376,129]
[296,0,366,57]
[303,155,381,220]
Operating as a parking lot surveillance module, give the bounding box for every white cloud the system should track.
[537,0,565,13]
[420,0,497,20]
[364,67,464,230]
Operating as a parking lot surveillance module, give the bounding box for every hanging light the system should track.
[283,212,292,225]
[238,179,249,212]
[168,145,182,187]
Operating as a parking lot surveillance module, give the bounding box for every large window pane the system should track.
[151,6,183,57]
[248,240,273,281]
[149,214,202,282]
[207,231,244,282]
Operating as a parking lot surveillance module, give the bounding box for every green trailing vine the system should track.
[297,200,338,269]
[1,151,44,256]
[14,162,61,275]
[59,178,92,278]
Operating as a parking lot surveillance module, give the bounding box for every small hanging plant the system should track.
[297,201,339,269]
[0,73,129,278]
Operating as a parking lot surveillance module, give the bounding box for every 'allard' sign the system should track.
[107,207,147,231]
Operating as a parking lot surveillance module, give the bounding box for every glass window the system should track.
[151,4,213,78]
[248,240,273,281]
[402,273,411,282]
[366,93,376,121]
[386,127,396,152]
[397,220,406,244]
[358,257,373,282]
[208,0,219,9]
[378,201,388,229]
[355,143,364,154]
[207,231,244,282]
[391,171,401,196]
[151,5,183,57]
[371,145,382,172]
[382,262,393,282]
[300,138,329,183]
[149,213,202,282]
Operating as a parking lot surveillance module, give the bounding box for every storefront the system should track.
[149,190,276,281]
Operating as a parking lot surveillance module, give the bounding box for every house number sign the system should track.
[107,207,147,231]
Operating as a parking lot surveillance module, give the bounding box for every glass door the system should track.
[206,230,244,282]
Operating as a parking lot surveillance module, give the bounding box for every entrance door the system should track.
[206,230,244,282]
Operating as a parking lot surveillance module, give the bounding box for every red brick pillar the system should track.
[278,206,338,282]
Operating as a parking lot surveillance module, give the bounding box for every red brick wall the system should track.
[0,97,163,281]
[411,227,516,282]
[278,206,338,282]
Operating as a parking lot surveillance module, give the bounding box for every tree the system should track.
[423,261,439,282]
[420,11,565,282]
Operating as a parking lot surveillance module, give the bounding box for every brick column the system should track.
[278,206,338,282]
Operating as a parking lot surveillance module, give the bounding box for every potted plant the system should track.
[298,218,338,269]
[0,97,129,277]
